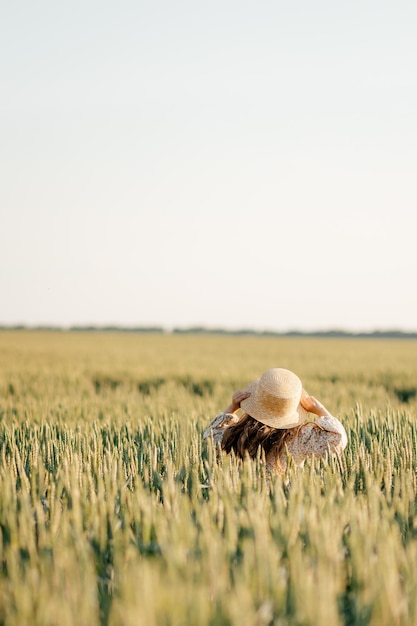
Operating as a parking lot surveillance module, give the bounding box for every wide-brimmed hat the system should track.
[240,368,309,429]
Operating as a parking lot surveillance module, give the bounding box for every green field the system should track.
[0,331,417,626]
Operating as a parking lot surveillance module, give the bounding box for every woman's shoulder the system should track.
[203,412,240,444]
[297,414,345,433]
[292,414,348,453]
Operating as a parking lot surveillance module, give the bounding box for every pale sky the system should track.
[1,0,416,331]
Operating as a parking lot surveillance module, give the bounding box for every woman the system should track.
[203,368,347,472]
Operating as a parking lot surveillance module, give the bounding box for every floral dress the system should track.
[203,412,347,472]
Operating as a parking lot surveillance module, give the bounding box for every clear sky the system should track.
[1,0,416,331]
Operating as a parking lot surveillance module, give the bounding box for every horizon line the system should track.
[1,324,417,339]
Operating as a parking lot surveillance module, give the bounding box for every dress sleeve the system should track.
[202,412,240,445]
[287,415,347,463]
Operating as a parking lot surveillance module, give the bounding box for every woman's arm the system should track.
[287,394,347,461]
[224,389,251,414]
[203,389,251,443]
[300,393,332,417]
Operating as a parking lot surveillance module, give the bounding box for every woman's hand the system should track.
[224,390,251,414]
[300,394,331,417]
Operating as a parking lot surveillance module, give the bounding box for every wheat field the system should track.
[0,331,416,626]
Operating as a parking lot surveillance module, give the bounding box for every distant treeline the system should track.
[1,325,417,339]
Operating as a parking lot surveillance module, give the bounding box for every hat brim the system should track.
[240,379,309,430]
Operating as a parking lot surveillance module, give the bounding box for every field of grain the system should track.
[0,331,416,626]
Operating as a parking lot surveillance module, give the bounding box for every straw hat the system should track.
[240,368,309,429]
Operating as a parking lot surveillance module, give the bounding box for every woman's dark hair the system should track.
[221,413,296,462]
